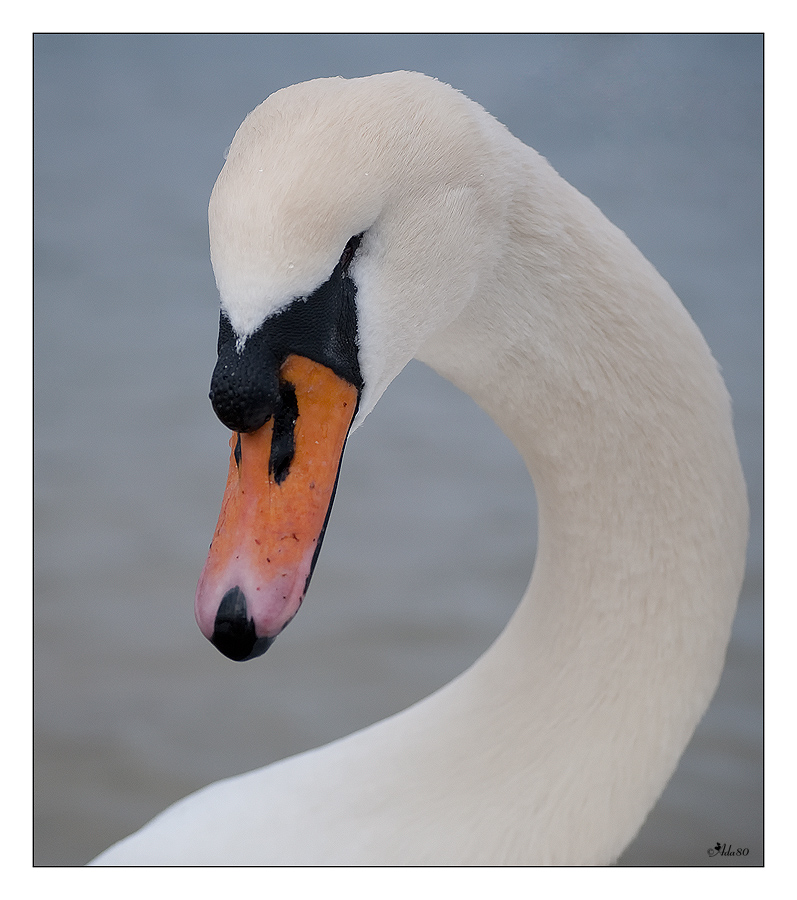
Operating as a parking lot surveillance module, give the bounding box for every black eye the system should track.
[339,233,364,273]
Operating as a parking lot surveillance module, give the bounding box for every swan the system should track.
[91,71,748,865]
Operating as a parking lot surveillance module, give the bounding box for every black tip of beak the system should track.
[211,586,274,661]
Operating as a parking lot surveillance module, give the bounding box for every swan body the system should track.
[92,72,748,865]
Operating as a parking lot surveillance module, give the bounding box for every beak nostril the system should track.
[269,381,299,484]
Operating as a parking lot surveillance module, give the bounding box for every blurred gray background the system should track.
[34,34,762,866]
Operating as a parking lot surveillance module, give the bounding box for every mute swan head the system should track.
[198,72,520,657]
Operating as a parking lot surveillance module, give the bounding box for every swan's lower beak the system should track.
[195,354,358,661]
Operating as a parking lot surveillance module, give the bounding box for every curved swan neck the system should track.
[410,140,749,862]
[420,142,747,603]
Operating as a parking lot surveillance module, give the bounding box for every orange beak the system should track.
[195,354,358,660]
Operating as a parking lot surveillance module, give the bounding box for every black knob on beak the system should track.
[209,315,281,433]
